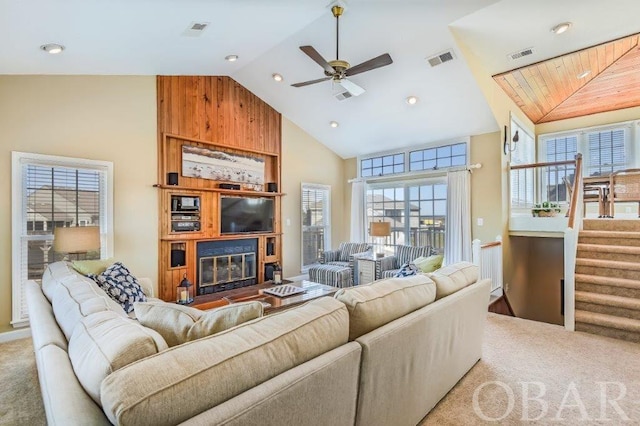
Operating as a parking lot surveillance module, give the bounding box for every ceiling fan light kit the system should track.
[291,5,393,99]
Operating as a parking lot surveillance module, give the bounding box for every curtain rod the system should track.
[348,163,482,184]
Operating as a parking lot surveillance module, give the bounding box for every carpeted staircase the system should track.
[575,219,640,343]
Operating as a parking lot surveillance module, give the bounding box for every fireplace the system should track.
[196,239,258,295]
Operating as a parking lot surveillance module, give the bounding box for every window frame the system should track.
[365,177,447,254]
[300,183,331,273]
[537,120,638,177]
[357,137,470,180]
[11,152,114,327]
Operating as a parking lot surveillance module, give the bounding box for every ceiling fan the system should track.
[291,5,393,98]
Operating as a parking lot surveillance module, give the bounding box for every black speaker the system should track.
[265,264,275,281]
[266,242,275,256]
[170,249,186,267]
[267,182,278,192]
[167,172,179,186]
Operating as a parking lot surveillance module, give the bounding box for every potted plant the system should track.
[532,201,562,217]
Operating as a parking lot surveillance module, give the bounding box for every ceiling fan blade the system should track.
[337,79,365,97]
[299,46,335,75]
[345,53,393,77]
[291,77,332,88]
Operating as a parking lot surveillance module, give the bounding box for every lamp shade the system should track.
[53,226,101,253]
[370,221,391,237]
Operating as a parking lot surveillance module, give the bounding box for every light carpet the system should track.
[1,314,639,425]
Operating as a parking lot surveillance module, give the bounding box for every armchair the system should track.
[377,245,437,279]
[320,242,372,270]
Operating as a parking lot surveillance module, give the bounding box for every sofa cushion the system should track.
[394,262,418,277]
[68,310,168,404]
[100,297,349,426]
[134,301,263,347]
[90,262,147,313]
[334,274,436,340]
[428,261,479,300]
[413,254,444,273]
[51,271,127,340]
[42,261,83,302]
[70,258,115,276]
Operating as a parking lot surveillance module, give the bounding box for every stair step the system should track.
[583,219,640,232]
[579,230,640,240]
[575,274,640,290]
[575,291,640,310]
[575,310,640,333]
[575,322,640,344]
[577,243,640,255]
[576,258,640,272]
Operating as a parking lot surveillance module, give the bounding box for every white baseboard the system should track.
[0,327,31,344]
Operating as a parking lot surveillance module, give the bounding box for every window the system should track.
[361,153,404,177]
[366,179,446,254]
[509,119,536,207]
[540,123,634,178]
[11,152,113,327]
[409,143,466,171]
[301,184,331,271]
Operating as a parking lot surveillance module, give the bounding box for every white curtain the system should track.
[444,170,471,265]
[350,180,366,242]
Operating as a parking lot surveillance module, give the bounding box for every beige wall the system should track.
[470,131,502,243]
[536,106,640,135]
[281,118,349,278]
[0,75,157,334]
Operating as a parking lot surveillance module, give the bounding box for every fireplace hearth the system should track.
[196,239,258,295]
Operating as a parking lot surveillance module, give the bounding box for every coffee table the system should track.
[190,280,337,314]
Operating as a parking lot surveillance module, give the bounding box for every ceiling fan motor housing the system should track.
[325,59,350,77]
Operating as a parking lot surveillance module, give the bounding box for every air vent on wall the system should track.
[426,50,456,67]
[507,47,535,61]
[182,22,210,37]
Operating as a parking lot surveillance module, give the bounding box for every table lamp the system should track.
[53,226,101,260]
[369,221,391,258]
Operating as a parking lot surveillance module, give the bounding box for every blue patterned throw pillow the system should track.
[394,262,418,278]
[90,262,147,313]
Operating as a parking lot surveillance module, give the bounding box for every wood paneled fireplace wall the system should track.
[156,76,282,303]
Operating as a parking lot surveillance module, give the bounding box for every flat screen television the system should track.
[220,196,274,234]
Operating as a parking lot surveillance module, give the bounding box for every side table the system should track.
[357,257,378,285]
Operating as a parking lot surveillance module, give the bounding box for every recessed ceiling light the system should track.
[40,43,65,54]
[329,121,339,128]
[225,55,239,62]
[406,96,419,105]
[577,70,591,79]
[551,22,572,34]
[272,73,283,82]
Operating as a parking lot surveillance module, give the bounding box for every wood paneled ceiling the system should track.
[493,33,640,124]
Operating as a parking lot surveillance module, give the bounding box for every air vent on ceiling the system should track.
[426,50,456,67]
[182,22,210,37]
[335,91,353,101]
[507,47,535,61]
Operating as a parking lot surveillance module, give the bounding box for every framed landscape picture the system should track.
[182,145,265,187]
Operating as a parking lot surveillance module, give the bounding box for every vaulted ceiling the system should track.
[493,33,640,124]
[3,0,640,158]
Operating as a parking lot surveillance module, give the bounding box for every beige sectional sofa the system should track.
[26,260,490,425]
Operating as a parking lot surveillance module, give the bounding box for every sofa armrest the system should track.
[321,250,341,264]
[138,277,155,298]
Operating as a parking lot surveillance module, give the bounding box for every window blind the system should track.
[587,129,626,176]
[14,155,108,325]
[301,185,331,269]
